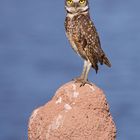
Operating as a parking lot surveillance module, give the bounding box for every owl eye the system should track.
[79,0,86,4]
[67,0,73,5]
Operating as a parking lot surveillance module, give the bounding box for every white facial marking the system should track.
[67,12,77,18]
[65,6,74,12]
[73,0,79,2]
[81,5,88,11]
[65,3,89,14]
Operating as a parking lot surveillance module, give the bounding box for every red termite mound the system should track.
[28,81,116,140]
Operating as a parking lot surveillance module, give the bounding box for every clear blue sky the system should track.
[0,0,140,139]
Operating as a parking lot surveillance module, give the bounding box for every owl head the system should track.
[65,0,89,14]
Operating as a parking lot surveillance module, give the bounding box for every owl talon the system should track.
[73,77,92,87]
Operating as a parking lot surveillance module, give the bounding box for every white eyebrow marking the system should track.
[73,0,79,2]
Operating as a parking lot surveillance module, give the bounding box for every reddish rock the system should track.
[28,81,116,140]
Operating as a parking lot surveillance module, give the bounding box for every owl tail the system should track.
[103,56,111,67]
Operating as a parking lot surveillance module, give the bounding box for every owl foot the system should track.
[73,77,92,87]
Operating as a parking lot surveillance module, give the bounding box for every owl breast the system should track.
[65,16,79,53]
[65,14,87,59]
[65,12,111,71]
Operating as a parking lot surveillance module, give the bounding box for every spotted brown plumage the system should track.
[65,0,111,86]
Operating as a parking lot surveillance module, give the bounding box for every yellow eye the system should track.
[79,0,86,4]
[67,0,73,5]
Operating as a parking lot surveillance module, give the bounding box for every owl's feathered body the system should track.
[65,0,111,85]
[65,13,111,72]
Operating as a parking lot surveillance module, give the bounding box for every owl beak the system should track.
[74,3,79,12]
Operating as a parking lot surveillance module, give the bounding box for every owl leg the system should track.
[83,60,92,81]
[74,60,92,86]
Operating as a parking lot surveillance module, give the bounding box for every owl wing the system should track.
[75,14,111,72]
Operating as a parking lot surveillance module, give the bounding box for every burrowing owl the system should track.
[65,0,111,86]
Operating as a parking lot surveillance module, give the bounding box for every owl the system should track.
[65,0,111,86]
